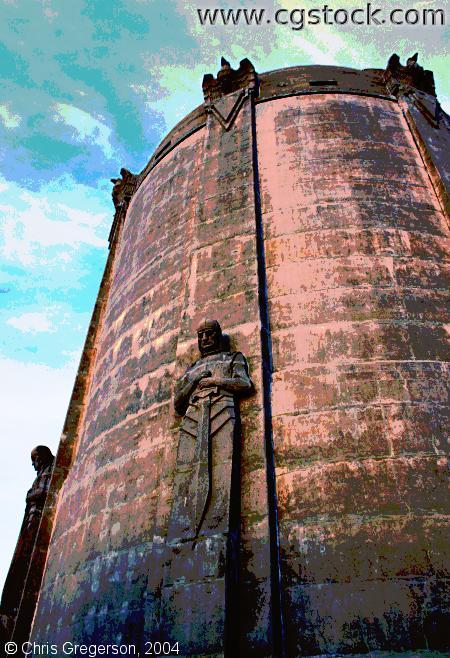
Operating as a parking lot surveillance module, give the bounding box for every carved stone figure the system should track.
[168,320,253,540]
[0,446,54,629]
[110,167,137,211]
[385,52,436,97]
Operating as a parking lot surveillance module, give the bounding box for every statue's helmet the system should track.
[197,319,222,356]
[31,445,54,471]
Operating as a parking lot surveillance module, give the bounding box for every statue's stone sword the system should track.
[194,392,213,537]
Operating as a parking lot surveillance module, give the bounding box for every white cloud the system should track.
[134,65,205,130]
[53,103,115,159]
[61,347,82,363]
[7,311,55,334]
[0,103,21,129]
[0,175,109,266]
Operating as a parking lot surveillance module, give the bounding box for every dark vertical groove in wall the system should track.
[224,411,243,658]
[250,96,286,658]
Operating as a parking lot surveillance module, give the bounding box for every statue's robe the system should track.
[0,462,53,621]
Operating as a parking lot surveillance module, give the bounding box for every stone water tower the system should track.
[10,56,450,657]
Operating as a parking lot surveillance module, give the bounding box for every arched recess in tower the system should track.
[15,57,449,657]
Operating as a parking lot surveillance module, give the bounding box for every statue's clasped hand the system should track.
[198,377,217,389]
[196,371,216,389]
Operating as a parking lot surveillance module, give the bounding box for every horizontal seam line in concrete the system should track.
[275,451,448,469]
[61,460,166,496]
[273,357,448,370]
[265,254,450,265]
[261,211,445,227]
[267,136,428,152]
[106,275,185,318]
[138,122,206,184]
[281,576,444,588]
[255,89,397,105]
[267,157,427,174]
[264,226,450,239]
[197,189,255,204]
[90,355,177,393]
[82,399,172,445]
[94,328,179,375]
[111,257,186,291]
[95,315,181,366]
[81,423,171,457]
[271,319,448,330]
[265,284,449,298]
[272,357,449,368]
[109,227,259,299]
[271,400,448,419]
[280,511,449,524]
[273,399,448,417]
[275,452,445,473]
[254,194,441,206]
[190,227,256,245]
[266,284,449,294]
[108,294,181,331]
[260,176,434,190]
[41,539,155,573]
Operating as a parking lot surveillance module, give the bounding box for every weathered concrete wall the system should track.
[31,129,207,647]
[28,64,449,658]
[256,93,449,655]
[155,90,271,656]
[30,95,271,656]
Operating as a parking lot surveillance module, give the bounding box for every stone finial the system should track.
[202,57,258,102]
[110,168,138,211]
[108,168,138,248]
[384,52,436,97]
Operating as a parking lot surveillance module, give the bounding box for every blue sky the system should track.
[0,0,448,590]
